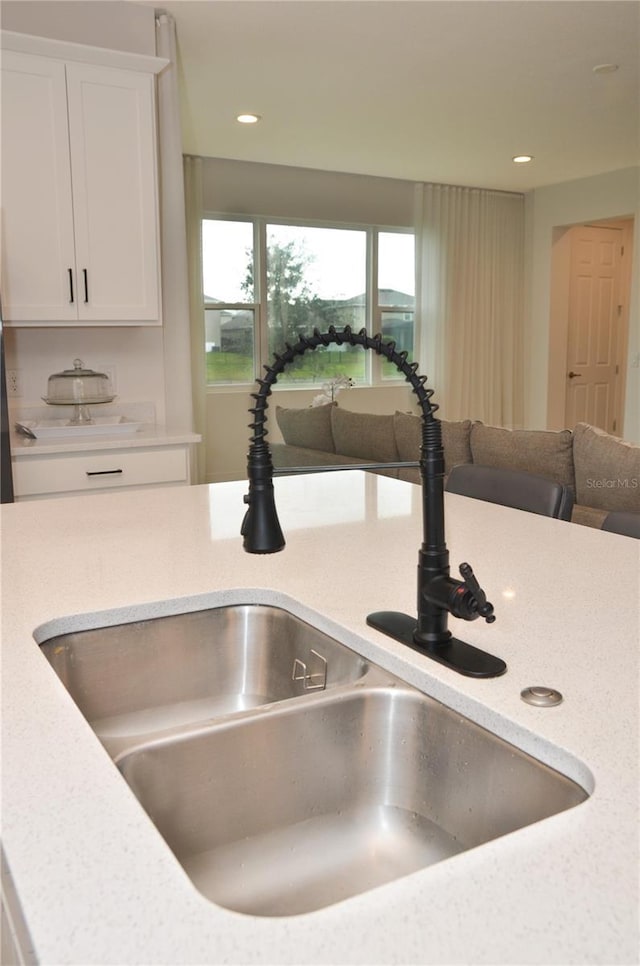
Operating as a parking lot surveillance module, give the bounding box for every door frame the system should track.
[547,215,634,435]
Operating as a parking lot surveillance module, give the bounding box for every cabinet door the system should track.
[0,51,77,321]
[66,63,161,322]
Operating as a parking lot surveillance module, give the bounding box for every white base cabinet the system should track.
[13,444,191,499]
[1,33,165,325]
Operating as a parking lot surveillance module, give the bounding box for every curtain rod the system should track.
[420,181,524,199]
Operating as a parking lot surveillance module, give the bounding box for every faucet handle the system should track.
[459,562,496,623]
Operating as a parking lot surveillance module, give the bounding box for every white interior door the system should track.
[564,225,622,434]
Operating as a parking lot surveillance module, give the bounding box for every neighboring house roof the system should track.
[341,289,415,307]
[221,311,253,331]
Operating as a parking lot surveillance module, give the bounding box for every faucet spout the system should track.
[240,442,284,554]
[243,326,506,678]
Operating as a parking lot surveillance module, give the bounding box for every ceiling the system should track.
[151,0,639,192]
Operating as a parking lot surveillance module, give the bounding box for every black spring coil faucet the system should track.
[242,326,506,678]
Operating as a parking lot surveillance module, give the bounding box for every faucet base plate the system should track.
[366,612,507,678]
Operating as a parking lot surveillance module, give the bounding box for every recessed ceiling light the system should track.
[592,63,619,74]
[512,155,534,164]
[236,113,261,124]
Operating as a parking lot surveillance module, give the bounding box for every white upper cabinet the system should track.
[1,51,77,321]
[1,37,166,325]
[65,62,160,322]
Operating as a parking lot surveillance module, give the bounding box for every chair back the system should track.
[445,464,574,520]
[601,510,640,539]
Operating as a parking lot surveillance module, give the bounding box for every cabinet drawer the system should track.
[14,447,188,498]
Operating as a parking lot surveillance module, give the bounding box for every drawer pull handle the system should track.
[83,269,89,304]
[86,469,123,477]
[68,268,74,303]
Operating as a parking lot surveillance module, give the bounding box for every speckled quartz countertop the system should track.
[1,473,638,965]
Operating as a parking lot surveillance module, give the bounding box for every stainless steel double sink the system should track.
[41,604,588,917]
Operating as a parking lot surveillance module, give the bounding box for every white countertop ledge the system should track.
[10,425,201,456]
[1,473,638,965]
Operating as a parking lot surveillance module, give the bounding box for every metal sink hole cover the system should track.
[521,686,563,707]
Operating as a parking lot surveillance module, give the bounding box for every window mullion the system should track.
[369,228,381,384]
[256,219,269,378]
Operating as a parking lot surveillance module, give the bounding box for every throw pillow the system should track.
[573,422,640,511]
[331,407,399,463]
[441,419,473,473]
[470,423,576,493]
[393,411,421,463]
[275,404,336,453]
[394,412,472,474]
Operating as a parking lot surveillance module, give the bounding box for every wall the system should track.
[201,157,415,226]
[8,327,165,417]
[0,1,155,53]
[525,166,640,441]
[1,1,179,431]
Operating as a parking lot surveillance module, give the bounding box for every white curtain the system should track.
[184,154,207,483]
[414,182,524,427]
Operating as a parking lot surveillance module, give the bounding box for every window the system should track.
[377,230,416,381]
[202,219,414,387]
[202,219,255,384]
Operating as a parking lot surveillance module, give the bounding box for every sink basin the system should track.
[117,686,588,917]
[40,604,368,755]
[41,602,588,915]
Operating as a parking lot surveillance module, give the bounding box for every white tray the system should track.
[23,417,143,439]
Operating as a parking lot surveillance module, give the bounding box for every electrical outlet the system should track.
[6,369,22,397]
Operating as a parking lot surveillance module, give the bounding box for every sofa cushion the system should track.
[571,504,608,529]
[470,423,576,493]
[271,442,361,469]
[276,403,335,453]
[393,411,421,463]
[331,406,399,464]
[394,412,473,474]
[270,442,399,479]
[573,422,640,512]
[441,419,473,472]
[397,465,421,485]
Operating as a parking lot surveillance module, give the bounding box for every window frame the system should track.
[201,214,415,392]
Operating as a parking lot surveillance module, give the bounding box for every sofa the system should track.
[271,403,640,528]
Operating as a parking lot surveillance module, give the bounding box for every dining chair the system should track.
[445,463,574,520]
[601,510,640,539]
